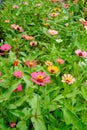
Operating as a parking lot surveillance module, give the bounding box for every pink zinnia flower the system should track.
[9,122,16,128]
[11,24,23,32]
[14,84,22,92]
[22,34,33,41]
[0,44,11,51]
[13,5,19,9]
[25,60,37,68]
[31,71,51,86]
[75,49,87,58]
[56,58,65,64]
[51,0,57,2]
[14,71,23,78]
[48,29,58,35]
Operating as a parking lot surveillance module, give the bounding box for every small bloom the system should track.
[30,41,37,47]
[50,13,58,17]
[56,39,63,43]
[56,58,65,64]
[14,71,23,78]
[73,0,78,3]
[11,24,23,32]
[14,84,22,92]
[65,23,69,27]
[48,29,58,36]
[51,0,57,2]
[0,44,11,52]
[62,74,75,84]
[36,3,41,7]
[13,5,19,9]
[23,1,29,5]
[75,49,87,58]
[9,122,16,128]
[45,61,53,66]
[64,4,70,9]
[5,20,10,23]
[48,65,59,74]
[25,60,37,68]
[22,34,33,41]
[13,60,19,67]
[31,71,51,86]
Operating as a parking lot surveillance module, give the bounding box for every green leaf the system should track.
[81,86,87,100]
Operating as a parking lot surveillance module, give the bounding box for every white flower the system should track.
[56,39,63,43]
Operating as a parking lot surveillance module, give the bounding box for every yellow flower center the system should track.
[48,66,59,73]
[37,75,44,82]
[65,77,71,83]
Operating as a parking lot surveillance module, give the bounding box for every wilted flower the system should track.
[30,41,37,46]
[13,5,19,9]
[14,84,22,92]
[14,71,23,78]
[56,58,65,64]
[31,71,51,86]
[9,122,16,128]
[0,44,11,52]
[22,34,33,41]
[25,60,37,68]
[13,60,19,67]
[48,29,58,35]
[75,49,87,58]
[62,74,75,84]
[48,65,59,74]
[45,61,53,66]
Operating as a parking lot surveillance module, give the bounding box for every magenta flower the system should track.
[9,122,16,128]
[14,71,23,78]
[31,71,51,86]
[14,84,22,92]
[75,49,87,58]
[0,44,11,52]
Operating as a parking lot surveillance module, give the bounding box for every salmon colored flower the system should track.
[9,122,16,128]
[31,71,51,86]
[25,60,37,68]
[45,61,53,66]
[30,41,37,46]
[11,24,23,32]
[50,13,58,17]
[48,29,58,36]
[0,44,11,52]
[14,84,22,92]
[14,71,23,78]
[56,58,65,64]
[62,74,75,84]
[75,49,87,58]
[73,0,78,3]
[13,60,18,67]
[48,65,59,74]
[51,0,57,2]
[64,4,70,9]
[22,34,33,41]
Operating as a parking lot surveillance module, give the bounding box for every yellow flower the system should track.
[48,65,59,74]
[62,74,75,84]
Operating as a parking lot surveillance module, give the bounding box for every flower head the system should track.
[30,41,37,47]
[13,5,19,9]
[13,60,19,67]
[75,49,87,58]
[31,71,51,86]
[25,60,37,68]
[62,74,75,84]
[14,84,22,92]
[23,1,29,5]
[22,34,33,41]
[14,71,23,78]
[9,122,16,128]
[0,44,11,52]
[48,29,58,36]
[45,61,53,66]
[48,65,59,74]
[56,58,65,64]
[11,24,23,32]
[50,13,58,17]
[5,20,10,23]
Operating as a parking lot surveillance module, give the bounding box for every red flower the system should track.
[9,122,16,128]
[13,60,18,67]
